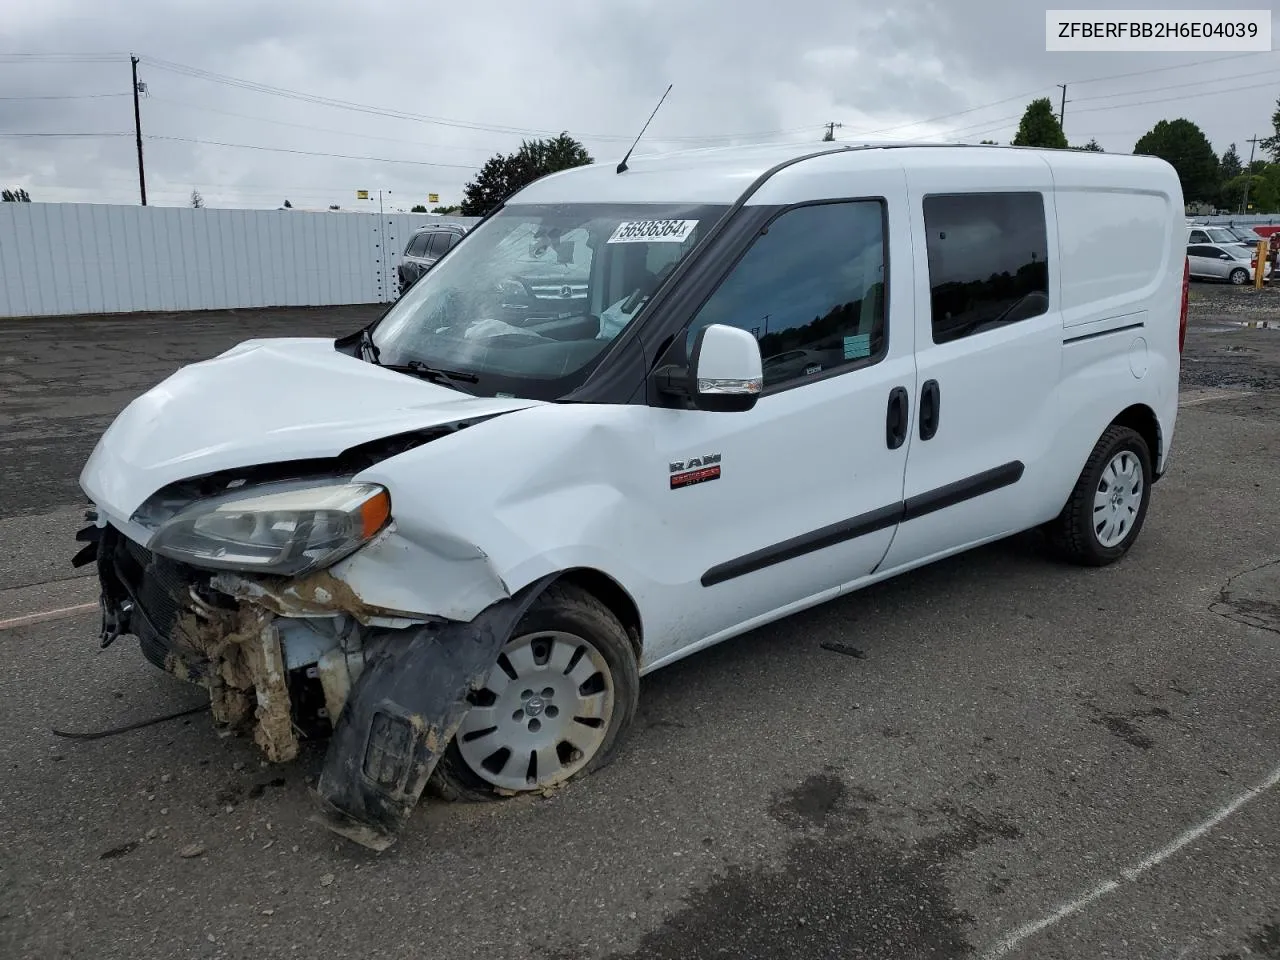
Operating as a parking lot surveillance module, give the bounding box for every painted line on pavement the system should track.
[0,602,97,632]
[980,761,1280,958]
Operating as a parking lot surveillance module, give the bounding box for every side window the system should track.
[684,200,887,389]
[1189,230,1208,244]
[425,232,451,258]
[1187,245,1214,258]
[922,191,1049,345]
[406,234,429,257]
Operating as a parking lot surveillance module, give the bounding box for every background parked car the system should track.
[398,223,468,294]
[1187,243,1272,285]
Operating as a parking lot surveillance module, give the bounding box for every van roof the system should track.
[509,141,1173,207]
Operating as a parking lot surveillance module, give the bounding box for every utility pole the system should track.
[1057,84,1068,130]
[1241,136,1261,214]
[130,55,146,206]
[823,121,843,142]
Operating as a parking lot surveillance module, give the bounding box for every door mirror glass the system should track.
[689,324,763,412]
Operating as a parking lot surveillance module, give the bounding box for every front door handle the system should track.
[886,386,908,450]
[919,379,940,441]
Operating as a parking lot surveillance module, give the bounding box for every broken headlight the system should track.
[148,482,391,576]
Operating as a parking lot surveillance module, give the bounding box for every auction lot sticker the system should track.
[608,220,699,243]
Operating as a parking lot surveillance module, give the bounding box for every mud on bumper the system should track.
[77,518,548,850]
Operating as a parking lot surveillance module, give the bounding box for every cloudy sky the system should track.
[2,0,1278,211]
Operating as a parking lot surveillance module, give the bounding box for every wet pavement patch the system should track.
[1089,706,1172,750]
[598,773,1021,960]
[1210,559,1280,635]
[1215,919,1280,959]
[97,839,141,860]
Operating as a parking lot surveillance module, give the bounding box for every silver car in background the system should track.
[1187,242,1272,285]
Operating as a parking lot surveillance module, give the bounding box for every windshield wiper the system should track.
[358,328,382,364]
[382,359,480,387]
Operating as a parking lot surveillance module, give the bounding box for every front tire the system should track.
[431,584,640,801]
[1048,425,1152,566]
[1229,267,1249,285]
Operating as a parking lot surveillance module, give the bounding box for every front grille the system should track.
[99,526,212,681]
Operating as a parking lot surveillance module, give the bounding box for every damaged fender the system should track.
[311,574,557,850]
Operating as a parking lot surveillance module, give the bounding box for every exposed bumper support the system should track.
[311,575,555,851]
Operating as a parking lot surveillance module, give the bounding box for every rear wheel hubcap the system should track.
[1093,450,1143,548]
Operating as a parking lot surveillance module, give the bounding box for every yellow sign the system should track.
[357,189,369,200]
[428,193,439,204]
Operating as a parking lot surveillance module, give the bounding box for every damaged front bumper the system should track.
[79,517,547,850]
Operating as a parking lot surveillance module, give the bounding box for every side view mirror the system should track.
[655,324,763,412]
[1220,253,1233,260]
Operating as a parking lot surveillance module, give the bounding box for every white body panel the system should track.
[80,143,1185,681]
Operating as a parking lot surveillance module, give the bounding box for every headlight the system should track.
[148,482,391,576]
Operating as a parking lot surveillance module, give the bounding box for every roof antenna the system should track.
[617,84,672,174]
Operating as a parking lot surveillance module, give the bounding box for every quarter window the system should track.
[923,192,1049,345]
[685,200,887,389]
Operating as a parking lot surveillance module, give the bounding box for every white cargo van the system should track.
[75,142,1188,848]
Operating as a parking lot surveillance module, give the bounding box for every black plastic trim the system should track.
[700,459,1026,587]
[1062,320,1145,345]
[901,460,1025,523]
[701,504,902,588]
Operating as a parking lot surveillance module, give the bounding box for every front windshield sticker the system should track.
[607,220,699,244]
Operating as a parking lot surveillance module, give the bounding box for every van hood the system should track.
[80,337,540,519]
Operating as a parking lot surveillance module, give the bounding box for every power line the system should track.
[1071,65,1280,104]
[142,134,480,168]
[0,132,131,137]
[0,92,128,101]
[138,55,816,144]
[143,95,501,156]
[1065,49,1276,86]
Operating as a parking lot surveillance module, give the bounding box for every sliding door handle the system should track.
[886,386,908,450]
[919,379,940,441]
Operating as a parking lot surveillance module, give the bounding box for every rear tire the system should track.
[1229,267,1249,285]
[1047,425,1152,567]
[430,583,640,802]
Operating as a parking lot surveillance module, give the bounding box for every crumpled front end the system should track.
[79,515,544,850]
[86,518,373,763]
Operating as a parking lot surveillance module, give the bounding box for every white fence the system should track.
[0,203,479,318]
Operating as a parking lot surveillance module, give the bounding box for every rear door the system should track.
[876,167,1062,572]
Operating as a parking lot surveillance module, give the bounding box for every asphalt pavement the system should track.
[1,289,1279,960]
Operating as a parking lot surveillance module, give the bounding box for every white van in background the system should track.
[75,142,1188,848]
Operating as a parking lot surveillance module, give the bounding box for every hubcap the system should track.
[456,630,614,792]
[1093,450,1144,548]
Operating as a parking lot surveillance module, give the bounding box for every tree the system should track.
[2,187,31,202]
[328,204,340,210]
[1076,138,1104,152]
[979,139,998,145]
[460,132,592,217]
[410,204,427,213]
[1011,98,1067,149]
[1132,118,1219,204]
[282,199,292,208]
[432,204,461,214]
[1260,96,1280,161]
[1220,143,1243,181]
[190,188,204,208]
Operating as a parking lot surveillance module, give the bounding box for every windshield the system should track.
[370,202,729,399]
[1204,227,1246,245]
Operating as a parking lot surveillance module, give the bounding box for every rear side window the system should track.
[426,232,454,257]
[1187,245,1218,258]
[406,234,430,257]
[923,192,1049,345]
[684,199,887,390]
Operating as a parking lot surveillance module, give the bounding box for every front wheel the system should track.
[1229,267,1249,285]
[431,584,640,801]
[1047,425,1152,566]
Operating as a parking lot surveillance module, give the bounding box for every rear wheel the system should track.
[1229,267,1249,285]
[1047,425,1152,566]
[431,584,640,801]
